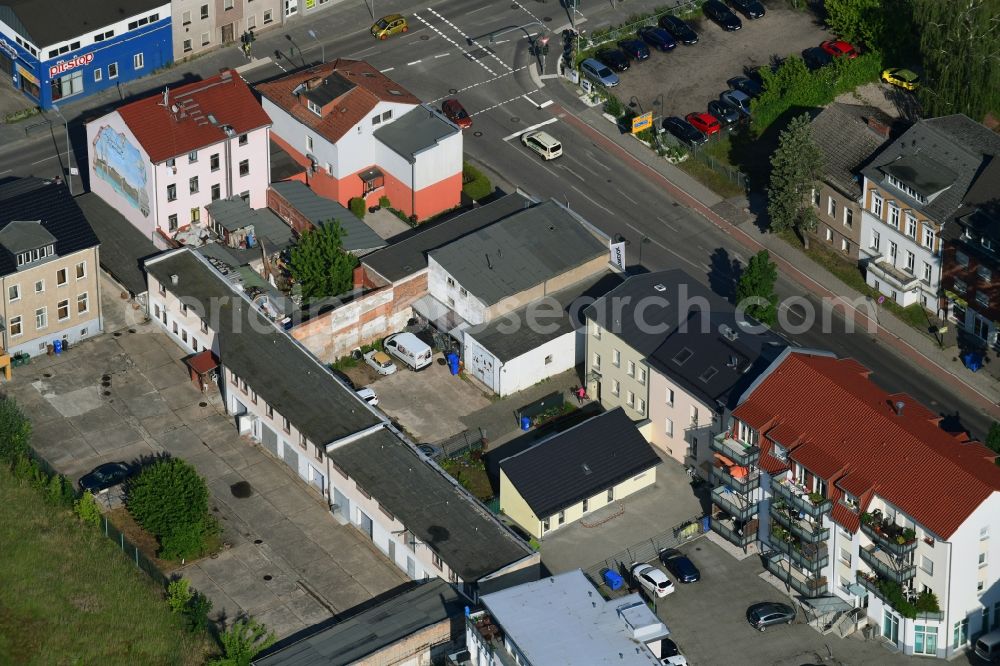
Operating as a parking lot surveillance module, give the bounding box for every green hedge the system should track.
[348,197,366,219]
[462,163,492,201]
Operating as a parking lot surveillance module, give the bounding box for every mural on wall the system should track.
[93,125,150,216]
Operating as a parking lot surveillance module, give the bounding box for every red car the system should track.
[441,99,472,129]
[685,112,721,136]
[821,40,858,59]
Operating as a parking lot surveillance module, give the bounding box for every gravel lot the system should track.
[605,4,831,119]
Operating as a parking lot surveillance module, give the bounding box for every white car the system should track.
[520,130,563,161]
[364,350,397,376]
[631,562,675,598]
[356,387,379,406]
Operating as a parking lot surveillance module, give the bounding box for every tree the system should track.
[125,457,211,559]
[288,221,359,301]
[766,113,823,242]
[209,617,276,666]
[986,422,1000,455]
[74,490,102,527]
[736,250,779,326]
[823,0,887,48]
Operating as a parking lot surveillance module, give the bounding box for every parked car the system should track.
[720,89,752,117]
[801,46,833,71]
[659,548,701,582]
[637,26,677,51]
[595,48,630,72]
[79,461,133,494]
[821,39,859,59]
[365,349,397,375]
[580,58,620,87]
[704,0,742,31]
[663,116,708,146]
[746,62,779,86]
[881,67,920,90]
[371,14,408,40]
[416,443,443,459]
[747,602,796,631]
[659,638,689,665]
[659,15,699,45]
[384,332,433,370]
[727,76,763,98]
[441,98,472,129]
[356,387,379,406]
[728,0,765,19]
[685,112,721,136]
[521,130,563,160]
[708,98,741,125]
[631,562,675,598]
[617,39,650,61]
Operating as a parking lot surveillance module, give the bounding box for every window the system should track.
[844,208,853,228]
[167,184,177,201]
[838,547,852,566]
[842,239,851,254]
[905,251,914,273]
[826,227,833,242]
[432,552,442,570]
[282,417,290,433]
[35,307,47,330]
[239,159,249,177]
[666,387,674,406]
[611,348,620,367]
[886,173,927,203]
[690,406,699,424]
[611,380,620,396]
[34,280,44,294]
[627,360,635,377]
[168,214,178,232]
[906,214,917,238]
[542,517,550,532]
[871,191,883,217]
[57,300,69,321]
[592,323,601,339]
[9,316,21,337]
[189,176,199,194]
[5,283,21,303]
[889,241,897,262]
[200,319,208,333]
[183,39,192,53]
[980,552,989,568]
[582,498,589,512]
[954,278,968,294]
[133,53,144,70]
[956,250,970,268]
[871,231,880,251]
[459,287,467,297]
[200,3,209,18]
[637,398,646,415]
[182,10,191,24]
[811,189,820,207]
[923,227,936,251]
[382,110,392,122]
[238,134,248,146]
[188,150,199,164]
[94,68,102,82]
[923,262,932,283]
[981,526,990,540]
[626,391,635,408]
[638,368,646,384]
[224,0,233,8]
[953,618,969,649]
[265,404,273,419]
[544,354,553,365]
[665,418,673,437]
[978,265,992,282]
[921,555,934,575]
[557,510,565,525]
[914,625,938,656]
[888,203,899,228]
[210,153,220,171]
[371,114,382,126]
[75,262,86,279]
[306,135,314,152]
[56,268,68,286]
[592,352,600,370]
[828,197,837,218]
[607,487,614,502]
[264,9,273,23]
[108,63,118,79]
[976,292,990,307]
[211,184,221,201]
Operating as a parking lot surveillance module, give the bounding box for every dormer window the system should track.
[307,99,322,117]
[16,244,55,267]
[840,492,860,512]
[884,173,927,204]
[984,238,995,251]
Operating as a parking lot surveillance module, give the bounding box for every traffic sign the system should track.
[631,111,653,134]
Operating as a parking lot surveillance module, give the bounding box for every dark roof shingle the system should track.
[810,103,896,198]
[269,181,385,253]
[75,192,158,295]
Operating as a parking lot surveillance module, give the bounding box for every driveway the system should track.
[6,286,408,639]
[607,5,829,118]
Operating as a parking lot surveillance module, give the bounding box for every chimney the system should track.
[866,116,890,139]
[894,400,905,416]
[305,76,323,90]
[170,274,179,286]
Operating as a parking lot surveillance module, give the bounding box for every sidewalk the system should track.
[543,81,1000,418]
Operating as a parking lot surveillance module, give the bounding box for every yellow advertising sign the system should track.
[17,66,38,86]
[305,0,316,8]
[631,111,653,134]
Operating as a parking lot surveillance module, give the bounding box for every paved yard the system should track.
[6,287,408,639]
[609,5,830,118]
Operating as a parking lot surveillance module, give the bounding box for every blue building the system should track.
[0,0,172,109]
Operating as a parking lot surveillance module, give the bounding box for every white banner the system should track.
[610,241,626,270]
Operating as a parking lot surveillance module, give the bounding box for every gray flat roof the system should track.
[253,579,463,666]
[269,181,385,253]
[205,198,295,253]
[429,200,606,306]
[374,105,458,159]
[145,249,381,445]
[2,0,165,46]
[481,570,665,665]
[329,426,532,582]
[0,220,56,254]
[76,192,158,296]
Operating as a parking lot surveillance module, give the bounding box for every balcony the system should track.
[711,464,760,495]
[859,545,916,583]
[770,531,829,572]
[770,476,832,519]
[866,255,921,291]
[769,503,830,544]
[467,613,518,666]
[764,553,828,597]
[855,572,944,621]
[712,486,759,522]
[711,432,759,466]
[860,515,918,557]
[710,515,757,548]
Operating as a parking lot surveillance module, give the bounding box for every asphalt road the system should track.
[0,0,991,439]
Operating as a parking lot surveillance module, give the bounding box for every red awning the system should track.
[186,350,219,375]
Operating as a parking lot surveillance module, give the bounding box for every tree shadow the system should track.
[707,247,742,302]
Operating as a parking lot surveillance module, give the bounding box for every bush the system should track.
[603,94,624,118]
[348,197,366,219]
[167,578,194,614]
[378,195,391,208]
[0,397,32,466]
[125,458,213,560]
[46,473,76,507]
[74,490,102,527]
[160,521,209,561]
[209,617,275,666]
[462,163,492,201]
[168,578,214,631]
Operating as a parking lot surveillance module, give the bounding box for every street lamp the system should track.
[307,29,324,64]
[285,34,305,68]
[50,105,75,196]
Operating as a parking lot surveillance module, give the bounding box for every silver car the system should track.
[720,89,752,117]
[580,58,620,87]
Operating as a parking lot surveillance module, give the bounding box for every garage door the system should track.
[358,510,373,539]
[282,442,299,473]
[466,343,495,390]
[309,466,325,494]
[261,425,278,457]
[333,487,350,518]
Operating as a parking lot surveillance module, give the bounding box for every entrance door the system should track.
[261,425,278,457]
[406,556,416,578]
[284,0,298,16]
[282,442,299,473]
[387,539,396,563]
[358,510,373,539]
[882,609,900,645]
[221,23,235,44]
[309,466,325,494]
[974,314,991,341]
[333,487,350,518]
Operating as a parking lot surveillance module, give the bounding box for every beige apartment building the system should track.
[0,179,102,358]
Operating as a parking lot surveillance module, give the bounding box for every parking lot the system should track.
[604,5,830,119]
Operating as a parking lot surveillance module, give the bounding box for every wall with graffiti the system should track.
[92,125,151,217]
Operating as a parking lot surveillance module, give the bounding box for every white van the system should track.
[521,130,563,160]
[976,628,1000,662]
[383,332,433,371]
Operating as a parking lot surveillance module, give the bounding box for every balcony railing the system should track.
[855,573,944,621]
[771,535,829,572]
[711,517,756,548]
[770,476,832,518]
[859,545,915,583]
[711,465,760,495]
[769,504,830,544]
[710,432,759,466]
[712,486,759,522]
[860,520,918,556]
[764,554,828,597]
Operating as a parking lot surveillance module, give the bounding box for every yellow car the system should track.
[371,14,408,40]
[881,68,920,91]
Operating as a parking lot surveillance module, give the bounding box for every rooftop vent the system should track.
[653,284,666,292]
[170,274,179,286]
[894,400,905,415]
[673,348,693,365]
[388,89,403,96]
[207,113,218,125]
[582,463,592,475]
[699,367,719,383]
[720,324,739,341]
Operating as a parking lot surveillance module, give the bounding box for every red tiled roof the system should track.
[255,59,420,146]
[733,352,1000,539]
[116,69,271,164]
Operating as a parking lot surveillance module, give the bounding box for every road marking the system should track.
[511,0,545,25]
[31,152,70,165]
[351,45,379,58]
[426,7,513,72]
[407,59,423,66]
[429,65,528,104]
[538,100,554,109]
[571,185,613,214]
[471,89,539,116]
[624,222,704,272]
[617,188,638,204]
[586,151,611,169]
[413,12,496,76]
[434,52,450,58]
[502,117,558,141]
[502,140,563,180]
[557,164,585,181]
[0,169,11,176]
[466,5,492,14]
[495,39,509,45]
[379,67,395,73]
[657,216,678,231]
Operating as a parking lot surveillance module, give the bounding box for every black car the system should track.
[79,461,133,494]
[637,26,677,52]
[663,116,707,146]
[727,75,763,98]
[708,98,741,125]
[802,46,833,71]
[595,48,630,72]
[617,39,650,61]
[746,62,780,86]
[747,602,796,631]
[659,15,698,45]
[660,638,684,660]
[659,548,701,583]
[729,0,766,19]
[704,0,743,31]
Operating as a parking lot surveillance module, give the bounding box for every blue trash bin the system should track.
[601,568,624,591]
[446,352,460,375]
[53,339,62,355]
[702,515,711,533]
[520,415,531,431]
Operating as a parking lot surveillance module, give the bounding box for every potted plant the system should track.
[860,512,874,526]
[902,528,917,543]
[808,492,825,505]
